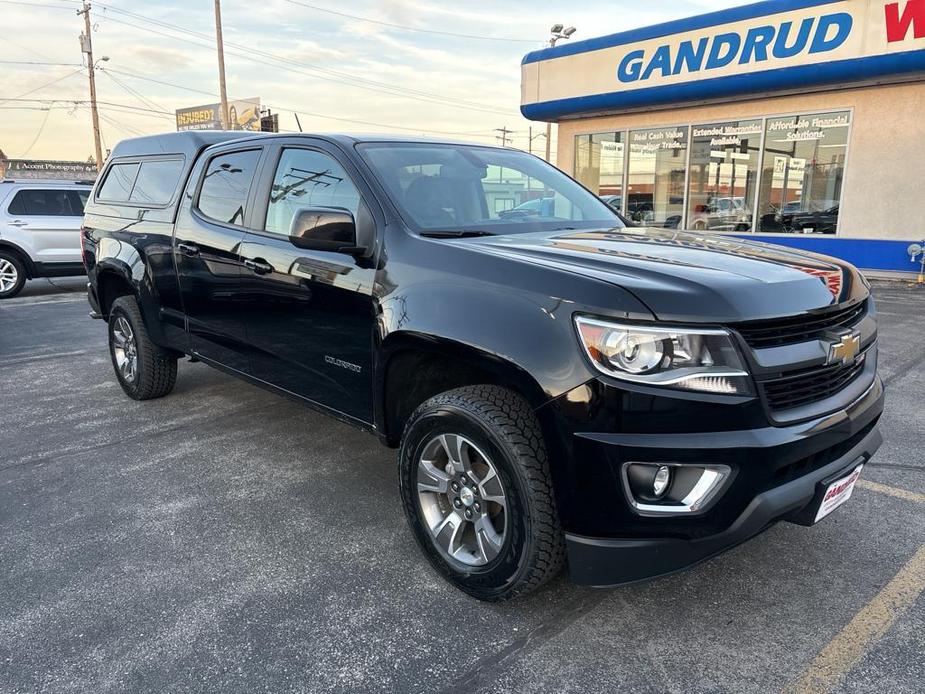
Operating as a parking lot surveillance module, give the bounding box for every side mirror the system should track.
[288,206,364,254]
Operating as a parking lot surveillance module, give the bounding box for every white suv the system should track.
[0,179,92,298]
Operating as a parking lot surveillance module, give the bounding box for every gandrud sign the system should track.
[521,0,925,119]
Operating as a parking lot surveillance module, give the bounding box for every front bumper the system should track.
[556,376,884,586]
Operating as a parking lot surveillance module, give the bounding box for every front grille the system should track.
[734,300,867,349]
[760,352,868,411]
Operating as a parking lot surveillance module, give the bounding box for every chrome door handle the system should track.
[8,220,28,227]
[243,258,273,275]
[177,242,199,257]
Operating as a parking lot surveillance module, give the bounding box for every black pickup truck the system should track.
[82,131,883,601]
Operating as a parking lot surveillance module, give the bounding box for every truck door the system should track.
[174,145,265,373]
[236,142,379,424]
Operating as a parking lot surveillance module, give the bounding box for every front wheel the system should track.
[399,385,565,601]
[108,296,177,400]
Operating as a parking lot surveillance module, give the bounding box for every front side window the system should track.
[360,143,621,234]
[96,162,140,202]
[197,149,262,226]
[8,189,81,216]
[757,111,850,234]
[686,120,762,232]
[627,127,689,228]
[264,148,361,236]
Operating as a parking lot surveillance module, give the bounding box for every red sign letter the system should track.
[885,0,925,43]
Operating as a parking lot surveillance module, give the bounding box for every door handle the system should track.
[9,220,28,227]
[243,258,273,275]
[177,242,200,257]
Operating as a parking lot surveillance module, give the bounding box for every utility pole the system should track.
[494,126,514,147]
[77,2,103,170]
[213,0,229,130]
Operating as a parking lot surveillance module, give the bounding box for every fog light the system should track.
[653,465,671,497]
[622,462,732,516]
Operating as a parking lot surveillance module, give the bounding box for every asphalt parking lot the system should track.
[1,278,923,694]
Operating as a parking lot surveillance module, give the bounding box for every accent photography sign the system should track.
[522,0,925,119]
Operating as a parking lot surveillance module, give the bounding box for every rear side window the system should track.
[96,159,184,205]
[7,189,83,217]
[97,163,140,202]
[197,150,261,226]
[128,159,185,204]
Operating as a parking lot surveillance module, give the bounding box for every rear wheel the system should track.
[399,385,565,601]
[108,295,177,400]
[0,251,26,299]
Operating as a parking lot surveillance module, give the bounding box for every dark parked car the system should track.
[82,132,883,601]
[791,205,839,234]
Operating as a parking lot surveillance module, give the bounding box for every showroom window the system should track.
[574,109,851,234]
[627,126,688,227]
[687,120,762,232]
[574,132,625,213]
[757,111,850,234]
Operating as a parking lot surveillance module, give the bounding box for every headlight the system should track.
[574,316,753,395]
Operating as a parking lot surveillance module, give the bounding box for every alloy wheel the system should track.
[0,258,18,293]
[416,433,507,566]
[111,316,138,383]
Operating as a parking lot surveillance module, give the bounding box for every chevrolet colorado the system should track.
[82,131,883,601]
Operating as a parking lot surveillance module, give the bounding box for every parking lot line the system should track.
[857,479,925,504]
[785,544,925,694]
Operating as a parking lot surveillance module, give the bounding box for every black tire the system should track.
[108,295,177,400]
[399,385,565,601]
[0,250,27,299]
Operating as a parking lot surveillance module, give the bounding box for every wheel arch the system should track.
[95,263,137,319]
[0,241,35,279]
[378,332,551,448]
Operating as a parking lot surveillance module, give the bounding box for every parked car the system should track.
[598,195,636,226]
[0,179,92,298]
[791,205,839,234]
[688,196,752,231]
[82,132,883,601]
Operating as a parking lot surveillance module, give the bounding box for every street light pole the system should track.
[544,24,577,165]
[213,0,230,130]
[77,1,103,170]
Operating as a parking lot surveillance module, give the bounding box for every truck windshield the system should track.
[358,142,623,234]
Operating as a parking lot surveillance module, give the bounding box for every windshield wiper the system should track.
[419,230,495,239]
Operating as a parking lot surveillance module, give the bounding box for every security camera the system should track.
[550,23,564,33]
[564,26,577,36]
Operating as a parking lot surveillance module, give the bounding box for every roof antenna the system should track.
[294,113,303,133]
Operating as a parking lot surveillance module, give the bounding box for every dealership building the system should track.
[521,0,925,274]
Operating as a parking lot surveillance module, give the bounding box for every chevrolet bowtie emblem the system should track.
[827,331,861,366]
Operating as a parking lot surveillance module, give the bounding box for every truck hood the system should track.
[461,227,867,322]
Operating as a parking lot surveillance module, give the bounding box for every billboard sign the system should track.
[522,0,925,120]
[176,97,261,131]
[2,159,98,180]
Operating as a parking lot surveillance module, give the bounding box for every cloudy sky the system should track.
[2,0,749,163]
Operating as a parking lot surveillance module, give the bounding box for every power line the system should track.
[99,67,167,113]
[1,68,86,104]
[0,60,83,67]
[86,3,517,115]
[100,66,502,139]
[282,0,538,44]
[21,107,53,157]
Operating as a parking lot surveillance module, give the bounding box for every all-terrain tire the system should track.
[108,295,177,400]
[399,385,566,601]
